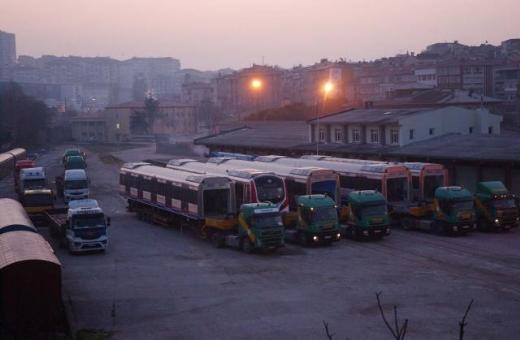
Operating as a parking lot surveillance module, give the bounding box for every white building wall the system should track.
[330,124,345,143]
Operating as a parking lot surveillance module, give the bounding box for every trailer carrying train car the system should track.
[0,147,27,180]
[120,163,285,252]
[0,198,62,339]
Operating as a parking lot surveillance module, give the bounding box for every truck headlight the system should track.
[336,233,341,240]
[312,235,319,242]
[494,218,500,225]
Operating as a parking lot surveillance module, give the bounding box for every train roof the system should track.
[167,159,279,181]
[254,155,409,177]
[0,199,37,232]
[0,232,61,270]
[0,153,12,163]
[7,148,26,158]
[207,157,337,181]
[121,162,232,186]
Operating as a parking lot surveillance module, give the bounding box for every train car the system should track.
[7,148,27,162]
[0,152,14,179]
[120,162,235,225]
[254,155,410,213]
[208,151,256,161]
[0,198,62,339]
[303,155,447,204]
[207,157,341,211]
[166,159,289,212]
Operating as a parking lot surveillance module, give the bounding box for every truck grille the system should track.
[259,228,283,247]
[76,228,105,240]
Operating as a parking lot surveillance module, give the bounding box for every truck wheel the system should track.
[298,232,308,247]
[211,231,225,248]
[242,239,254,253]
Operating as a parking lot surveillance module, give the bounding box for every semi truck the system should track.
[343,190,391,240]
[211,202,285,253]
[284,194,341,246]
[56,169,89,203]
[64,155,87,170]
[18,167,46,196]
[20,188,55,224]
[46,199,110,253]
[62,148,86,164]
[14,159,36,192]
[474,181,519,231]
[403,186,476,235]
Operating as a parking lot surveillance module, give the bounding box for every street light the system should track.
[250,78,262,90]
[247,78,263,121]
[316,81,335,155]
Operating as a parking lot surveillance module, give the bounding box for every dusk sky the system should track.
[2,0,520,70]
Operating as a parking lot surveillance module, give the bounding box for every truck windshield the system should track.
[72,213,105,229]
[493,199,516,209]
[311,180,337,201]
[251,214,283,228]
[254,176,284,204]
[65,180,88,190]
[386,177,408,202]
[24,194,53,207]
[424,175,444,201]
[449,200,474,214]
[24,178,46,189]
[359,203,387,218]
[313,206,337,222]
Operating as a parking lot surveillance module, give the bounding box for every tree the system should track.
[130,95,161,135]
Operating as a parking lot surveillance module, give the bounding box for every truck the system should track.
[62,148,86,164]
[284,194,341,246]
[64,155,87,170]
[57,169,89,203]
[18,167,46,196]
[46,199,110,253]
[20,188,55,225]
[343,190,391,240]
[14,159,36,192]
[475,181,519,231]
[403,186,476,235]
[210,202,285,253]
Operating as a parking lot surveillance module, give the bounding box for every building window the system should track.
[319,128,325,142]
[488,126,493,134]
[469,126,473,134]
[429,128,435,135]
[352,128,360,143]
[390,129,399,144]
[369,128,379,143]
[334,128,343,143]
[409,129,414,140]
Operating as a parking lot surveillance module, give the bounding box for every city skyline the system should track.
[2,0,520,70]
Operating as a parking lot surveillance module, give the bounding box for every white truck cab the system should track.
[19,167,46,194]
[66,199,110,252]
[63,169,89,203]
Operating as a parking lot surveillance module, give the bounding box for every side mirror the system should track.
[106,217,111,226]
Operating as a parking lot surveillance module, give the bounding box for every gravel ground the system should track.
[2,144,519,340]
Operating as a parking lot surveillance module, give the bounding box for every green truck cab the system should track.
[475,181,519,231]
[237,203,285,252]
[64,155,87,170]
[344,190,391,240]
[62,148,86,164]
[285,194,341,246]
[432,186,476,234]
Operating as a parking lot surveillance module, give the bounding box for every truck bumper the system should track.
[67,236,108,252]
[307,230,342,243]
[349,225,391,239]
[450,222,476,234]
[64,193,89,203]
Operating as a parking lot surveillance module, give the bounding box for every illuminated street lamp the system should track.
[250,78,262,90]
[316,81,335,155]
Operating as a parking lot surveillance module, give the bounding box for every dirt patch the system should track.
[98,154,124,167]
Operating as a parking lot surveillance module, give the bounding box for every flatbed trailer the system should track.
[45,207,69,240]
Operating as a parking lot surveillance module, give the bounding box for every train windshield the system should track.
[24,178,46,189]
[386,177,408,202]
[254,176,284,204]
[65,180,88,190]
[203,189,229,216]
[24,193,53,207]
[72,213,105,229]
[424,175,444,201]
[311,180,337,201]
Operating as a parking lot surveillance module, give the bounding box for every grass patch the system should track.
[98,153,124,167]
[76,329,113,340]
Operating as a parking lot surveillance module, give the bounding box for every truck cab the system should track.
[62,169,89,203]
[344,190,391,239]
[287,194,341,245]
[433,186,476,234]
[65,199,109,253]
[475,181,519,231]
[18,167,46,195]
[64,155,87,170]
[21,188,54,224]
[237,203,285,252]
[62,148,85,164]
[14,159,36,191]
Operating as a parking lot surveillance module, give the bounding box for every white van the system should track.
[19,167,46,194]
[63,169,89,203]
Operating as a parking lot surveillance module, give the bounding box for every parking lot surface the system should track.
[2,145,519,339]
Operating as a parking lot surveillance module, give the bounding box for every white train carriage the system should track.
[167,159,288,212]
[120,162,235,221]
[207,157,340,211]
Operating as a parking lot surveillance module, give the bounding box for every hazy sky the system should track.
[2,0,520,70]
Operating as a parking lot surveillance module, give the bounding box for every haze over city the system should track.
[2,0,520,69]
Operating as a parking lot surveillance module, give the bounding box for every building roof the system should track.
[106,100,194,109]
[307,108,430,125]
[374,89,503,108]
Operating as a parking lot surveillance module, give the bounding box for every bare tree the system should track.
[322,320,335,340]
[458,299,474,340]
[376,292,408,340]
